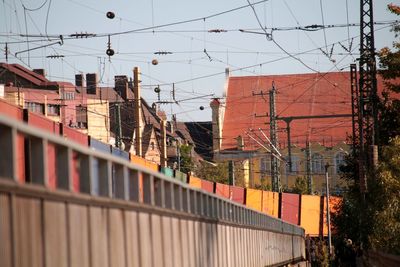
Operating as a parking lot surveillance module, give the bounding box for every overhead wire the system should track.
[319,0,329,54]
[245,0,320,73]
[20,0,48,11]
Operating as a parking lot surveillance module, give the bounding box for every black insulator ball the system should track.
[154,86,161,93]
[106,48,115,56]
[199,106,204,110]
[106,12,115,19]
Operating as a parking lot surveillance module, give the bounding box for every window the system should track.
[260,157,270,177]
[311,153,324,174]
[76,105,87,128]
[47,104,60,116]
[26,102,45,114]
[62,92,75,100]
[335,152,346,174]
[151,141,155,151]
[285,155,299,174]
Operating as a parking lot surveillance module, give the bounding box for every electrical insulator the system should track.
[152,59,158,65]
[106,12,115,19]
[154,86,161,93]
[199,106,204,110]
[106,48,115,56]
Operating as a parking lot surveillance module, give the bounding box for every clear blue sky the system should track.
[1,0,398,121]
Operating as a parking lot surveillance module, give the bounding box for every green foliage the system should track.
[315,239,330,267]
[281,176,310,194]
[334,6,400,254]
[254,183,271,191]
[333,137,400,256]
[195,161,229,184]
[179,145,194,174]
[292,176,309,194]
[367,137,400,254]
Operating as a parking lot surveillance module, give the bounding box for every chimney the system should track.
[133,67,142,157]
[114,75,129,100]
[210,98,224,157]
[33,69,46,77]
[86,73,97,94]
[236,135,244,150]
[75,74,84,87]
[160,119,167,167]
[222,67,230,97]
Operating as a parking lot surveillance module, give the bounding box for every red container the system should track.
[46,144,57,189]
[27,112,59,133]
[280,193,300,225]
[0,100,27,183]
[61,125,88,146]
[230,186,245,204]
[215,183,230,199]
[0,99,23,120]
[24,111,60,187]
[61,126,88,192]
[201,179,214,193]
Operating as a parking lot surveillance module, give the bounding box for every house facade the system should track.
[211,70,389,194]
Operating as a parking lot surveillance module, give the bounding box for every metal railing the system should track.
[0,114,304,237]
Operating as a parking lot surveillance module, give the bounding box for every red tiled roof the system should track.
[0,62,75,89]
[222,71,389,150]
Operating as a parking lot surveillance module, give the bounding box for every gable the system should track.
[143,125,161,164]
[222,72,389,151]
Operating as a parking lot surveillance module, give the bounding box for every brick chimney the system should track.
[160,119,167,167]
[133,67,142,157]
[75,74,84,87]
[236,135,244,150]
[210,98,224,157]
[86,73,97,94]
[33,69,46,77]
[114,75,129,100]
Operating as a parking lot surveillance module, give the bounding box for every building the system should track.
[0,62,214,169]
[211,70,389,194]
[0,63,111,143]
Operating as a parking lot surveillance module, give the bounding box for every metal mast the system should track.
[269,82,280,192]
[350,63,360,156]
[358,0,378,192]
[306,140,313,194]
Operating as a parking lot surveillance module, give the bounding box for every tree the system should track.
[333,3,400,257]
[292,176,309,194]
[367,136,400,254]
[179,144,194,174]
[194,161,229,184]
[378,3,400,145]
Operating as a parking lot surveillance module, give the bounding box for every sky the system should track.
[0,0,398,121]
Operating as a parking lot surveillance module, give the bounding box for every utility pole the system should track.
[269,83,280,192]
[114,103,122,149]
[253,83,281,192]
[306,140,313,194]
[357,0,379,193]
[325,163,332,258]
[133,67,142,157]
[276,114,352,176]
[228,160,235,186]
[350,64,360,157]
[283,119,293,173]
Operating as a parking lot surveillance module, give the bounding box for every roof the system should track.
[222,71,389,150]
[142,124,160,155]
[175,121,213,161]
[0,62,75,89]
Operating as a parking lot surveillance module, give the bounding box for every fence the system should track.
[0,114,306,267]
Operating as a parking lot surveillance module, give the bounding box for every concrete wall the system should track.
[0,115,305,267]
[0,179,305,267]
